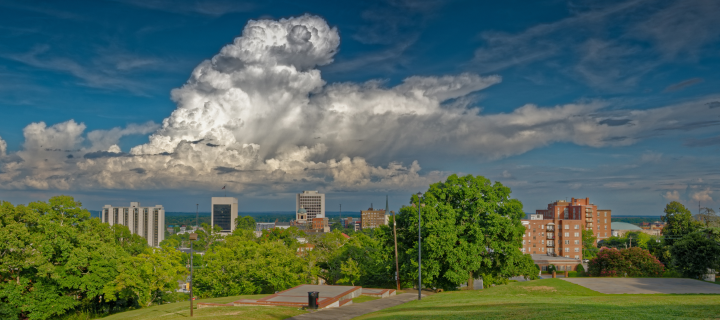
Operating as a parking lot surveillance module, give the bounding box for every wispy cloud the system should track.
[471,0,720,90]
[664,77,704,92]
[113,0,254,16]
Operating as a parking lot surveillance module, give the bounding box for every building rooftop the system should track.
[530,254,581,262]
[611,222,642,231]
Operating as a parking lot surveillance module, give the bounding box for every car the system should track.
[582,259,589,263]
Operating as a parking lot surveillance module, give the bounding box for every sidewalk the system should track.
[287,293,421,320]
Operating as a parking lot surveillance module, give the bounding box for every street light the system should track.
[392,210,400,291]
[189,232,198,317]
[417,192,423,300]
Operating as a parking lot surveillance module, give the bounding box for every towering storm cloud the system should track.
[1,15,719,193]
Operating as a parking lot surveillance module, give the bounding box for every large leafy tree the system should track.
[661,201,702,247]
[194,235,305,297]
[396,174,534,290]
[670,230,720,278]
[235,215,256,231]
[0,196,124,320]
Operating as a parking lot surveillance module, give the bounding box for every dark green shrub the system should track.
[588,247,664,277]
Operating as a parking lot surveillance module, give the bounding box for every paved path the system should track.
[287,293,421,320]
[562,278,720,294]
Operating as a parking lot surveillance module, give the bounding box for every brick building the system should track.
[361,206,387,229]
[522,198,612,263]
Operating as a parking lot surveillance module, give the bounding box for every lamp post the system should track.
[189,232,198,316]
[417,192,423,300]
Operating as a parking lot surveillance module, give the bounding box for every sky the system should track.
[1,0,720,215]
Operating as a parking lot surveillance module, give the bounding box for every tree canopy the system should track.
[396,174,537,290]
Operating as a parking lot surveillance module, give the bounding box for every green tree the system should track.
[670,231,720,278]
[582,229,599,259]
[396,174,530,290]
[105,245,186,307]
[696,208,720,228]
[112,224,149,256]
[194,235,305,297]
[235,215,256,231]
[661,201,702,247]
[0,196,125,320]
[339,258,361,286]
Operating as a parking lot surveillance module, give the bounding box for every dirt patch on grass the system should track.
[523,286,557,292]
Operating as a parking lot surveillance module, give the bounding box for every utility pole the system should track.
[392,210,400,291]
[196,204,199,230]
[189,232,198,316]
[340,204,342,228]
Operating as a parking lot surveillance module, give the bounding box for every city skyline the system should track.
[1,1,720,215]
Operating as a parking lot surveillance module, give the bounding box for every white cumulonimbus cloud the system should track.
[1,14,720,193]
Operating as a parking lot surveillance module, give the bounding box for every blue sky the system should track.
[1,0,719,215]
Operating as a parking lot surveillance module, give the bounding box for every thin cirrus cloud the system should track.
[664,78,704,92]
[1,14,720,195]
[472,0,720,89]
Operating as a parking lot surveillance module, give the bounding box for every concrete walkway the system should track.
[562,278,720,294]
[287,293,421,320]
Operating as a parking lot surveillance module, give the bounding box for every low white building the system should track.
[102,202,165,247]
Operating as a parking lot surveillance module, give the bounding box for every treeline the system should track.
[587,202,720,279]
[1,174,542,319]
[0,196,186,320]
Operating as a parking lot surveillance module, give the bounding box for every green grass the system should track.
[353,295,381,304]
[355,279,720,320]
[98,294,306,320]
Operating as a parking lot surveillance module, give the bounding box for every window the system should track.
[521,248,526,252]
[604,212,607,217]
[574,240,580,245]
[604,232,607,236]
[113,208,118,225]
[564,208,568,219]
[565,240,570,245]
[574,225,579,229]
[564,232,569,237]
[533,244,536,247]
[558,265,565,271]
[523,233,526,238]
[565,225,569,229]
[541,225,544,229]
[541,232,545,236]
[541,240,545,244]
[533,229,536,233]
[604,226,607,230]
[604,219,607,223]
[574,248,579,252]
[574,255,580,259]
[523,240,526,245]
[565,248,569,252]
[541,247,544,252]
[574,232,579,237]
[533,236,536,240]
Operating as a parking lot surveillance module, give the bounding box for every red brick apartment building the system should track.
[522,197,612,262]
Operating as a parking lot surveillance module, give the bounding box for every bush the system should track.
[576,264,585,276]
[567,271,578,277]
[588,247,664,277]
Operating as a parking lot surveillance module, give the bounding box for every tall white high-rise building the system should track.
[101,202,165,247]
[296,191,325,220]
[212,197,238,234]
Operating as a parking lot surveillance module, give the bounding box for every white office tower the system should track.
[212,197,238,233]
[296,191,325,220]
[101,202,165,247]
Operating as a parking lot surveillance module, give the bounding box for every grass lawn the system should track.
[355,279,720,320]
[353,295,381,304]
[99,294,306,320]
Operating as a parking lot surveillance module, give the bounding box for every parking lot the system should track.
[562,278,720,294]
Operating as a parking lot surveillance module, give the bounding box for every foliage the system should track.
[661,201,702,247]
[235,215,256,231]
[396,174,529,290]
[599,231,658,250]
[339,258,361,286]
[194,235,306,297]
[695,207,720,228]
[576,264,585,276]
[588,247,664,277]
[111,224,150,256]
[104,245,187,307]
[258,227,305,250]
[670,230,720,278]
[581,229,598,259]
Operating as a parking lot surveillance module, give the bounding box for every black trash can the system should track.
[308,291,320,309]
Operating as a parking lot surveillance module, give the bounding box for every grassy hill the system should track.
[357,279,720,319]
[96,294,305,320]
